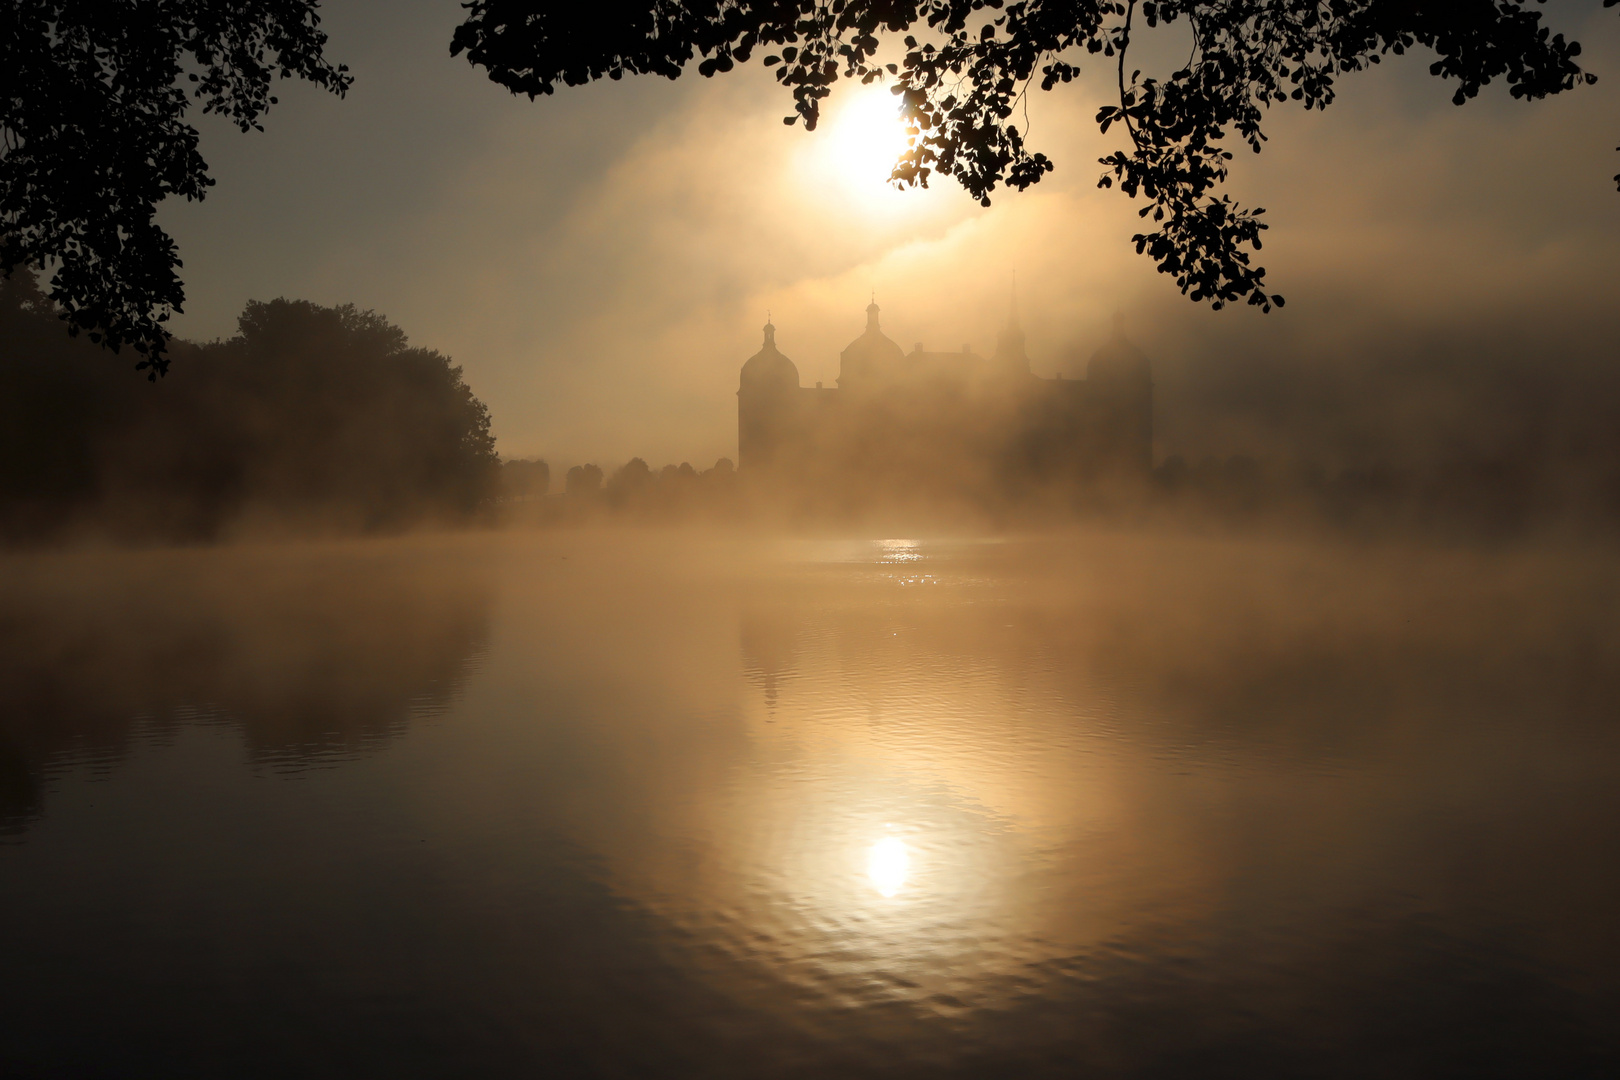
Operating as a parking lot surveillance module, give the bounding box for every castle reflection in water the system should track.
[737,298,1153,497]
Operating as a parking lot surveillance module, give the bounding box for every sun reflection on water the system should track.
[867,836,910,898]
[878,538,922,563]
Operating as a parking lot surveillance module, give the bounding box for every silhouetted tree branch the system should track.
[1,2,350,375]
[3,2,1603,377]
[452,0,1600,312]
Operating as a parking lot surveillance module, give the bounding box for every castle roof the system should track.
[740,320,800,392]
[838,300,905,385]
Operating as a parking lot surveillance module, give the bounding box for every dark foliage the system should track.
[501,457,552,498]
[453,0,1600,312]
[605,456,653,505]
[0,274,499,542]
[543,457,737,521]
[565,462,604,495]
[0,1,349,372]
[3,3,1602,373]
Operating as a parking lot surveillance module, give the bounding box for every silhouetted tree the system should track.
[0,277,499,541]
[202,298,500,526]
[502,457,552,498]
[606,457,653,505]
[701,457,738,500]
[0,268,125,531]
[565,463,604,496]
[453,1,1603,312]
[9,3,1608,367]
[2,1,350,372]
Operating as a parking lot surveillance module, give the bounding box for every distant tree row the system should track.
[1151,451,1620,539]
[527,443,1620,538]
[488,456,739,523]
[492,456,741,524]
[0,273,499,543]
[500,458,550,499]
[554,458,737,499]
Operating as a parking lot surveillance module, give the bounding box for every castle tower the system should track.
[1084,314,1154,474]
[737,319,802,470]
[991,280,1030,377]
[837,297,904,388]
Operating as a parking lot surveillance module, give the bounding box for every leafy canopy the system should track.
[452,0,1604,313]
[1,1,350,374]
[1,2,1607,374]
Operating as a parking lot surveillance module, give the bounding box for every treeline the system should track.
[1150,452,1620,539]
[501,448,1620,539]
[0,272,499,544]
[497,456,740,523]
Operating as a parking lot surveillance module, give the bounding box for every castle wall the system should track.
[737,310,1153,493]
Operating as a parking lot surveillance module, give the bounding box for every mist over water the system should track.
[3,529,1617,1077]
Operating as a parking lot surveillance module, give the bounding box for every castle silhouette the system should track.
[737,297,1152,495]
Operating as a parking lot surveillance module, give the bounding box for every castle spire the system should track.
[993,276,1030,376]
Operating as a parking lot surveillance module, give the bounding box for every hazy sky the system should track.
[157,0,1620,469]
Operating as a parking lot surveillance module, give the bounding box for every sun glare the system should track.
[825,88,911,190]
[867,836,910,897]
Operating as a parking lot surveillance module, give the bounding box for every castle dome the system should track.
[838,299,905,386]
[740,320,800,392]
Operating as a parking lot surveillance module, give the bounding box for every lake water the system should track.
[2,529,1618,1078]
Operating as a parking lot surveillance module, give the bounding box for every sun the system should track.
[824,87,911,191]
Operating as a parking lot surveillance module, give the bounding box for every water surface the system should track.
[2,530,1617,1077]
